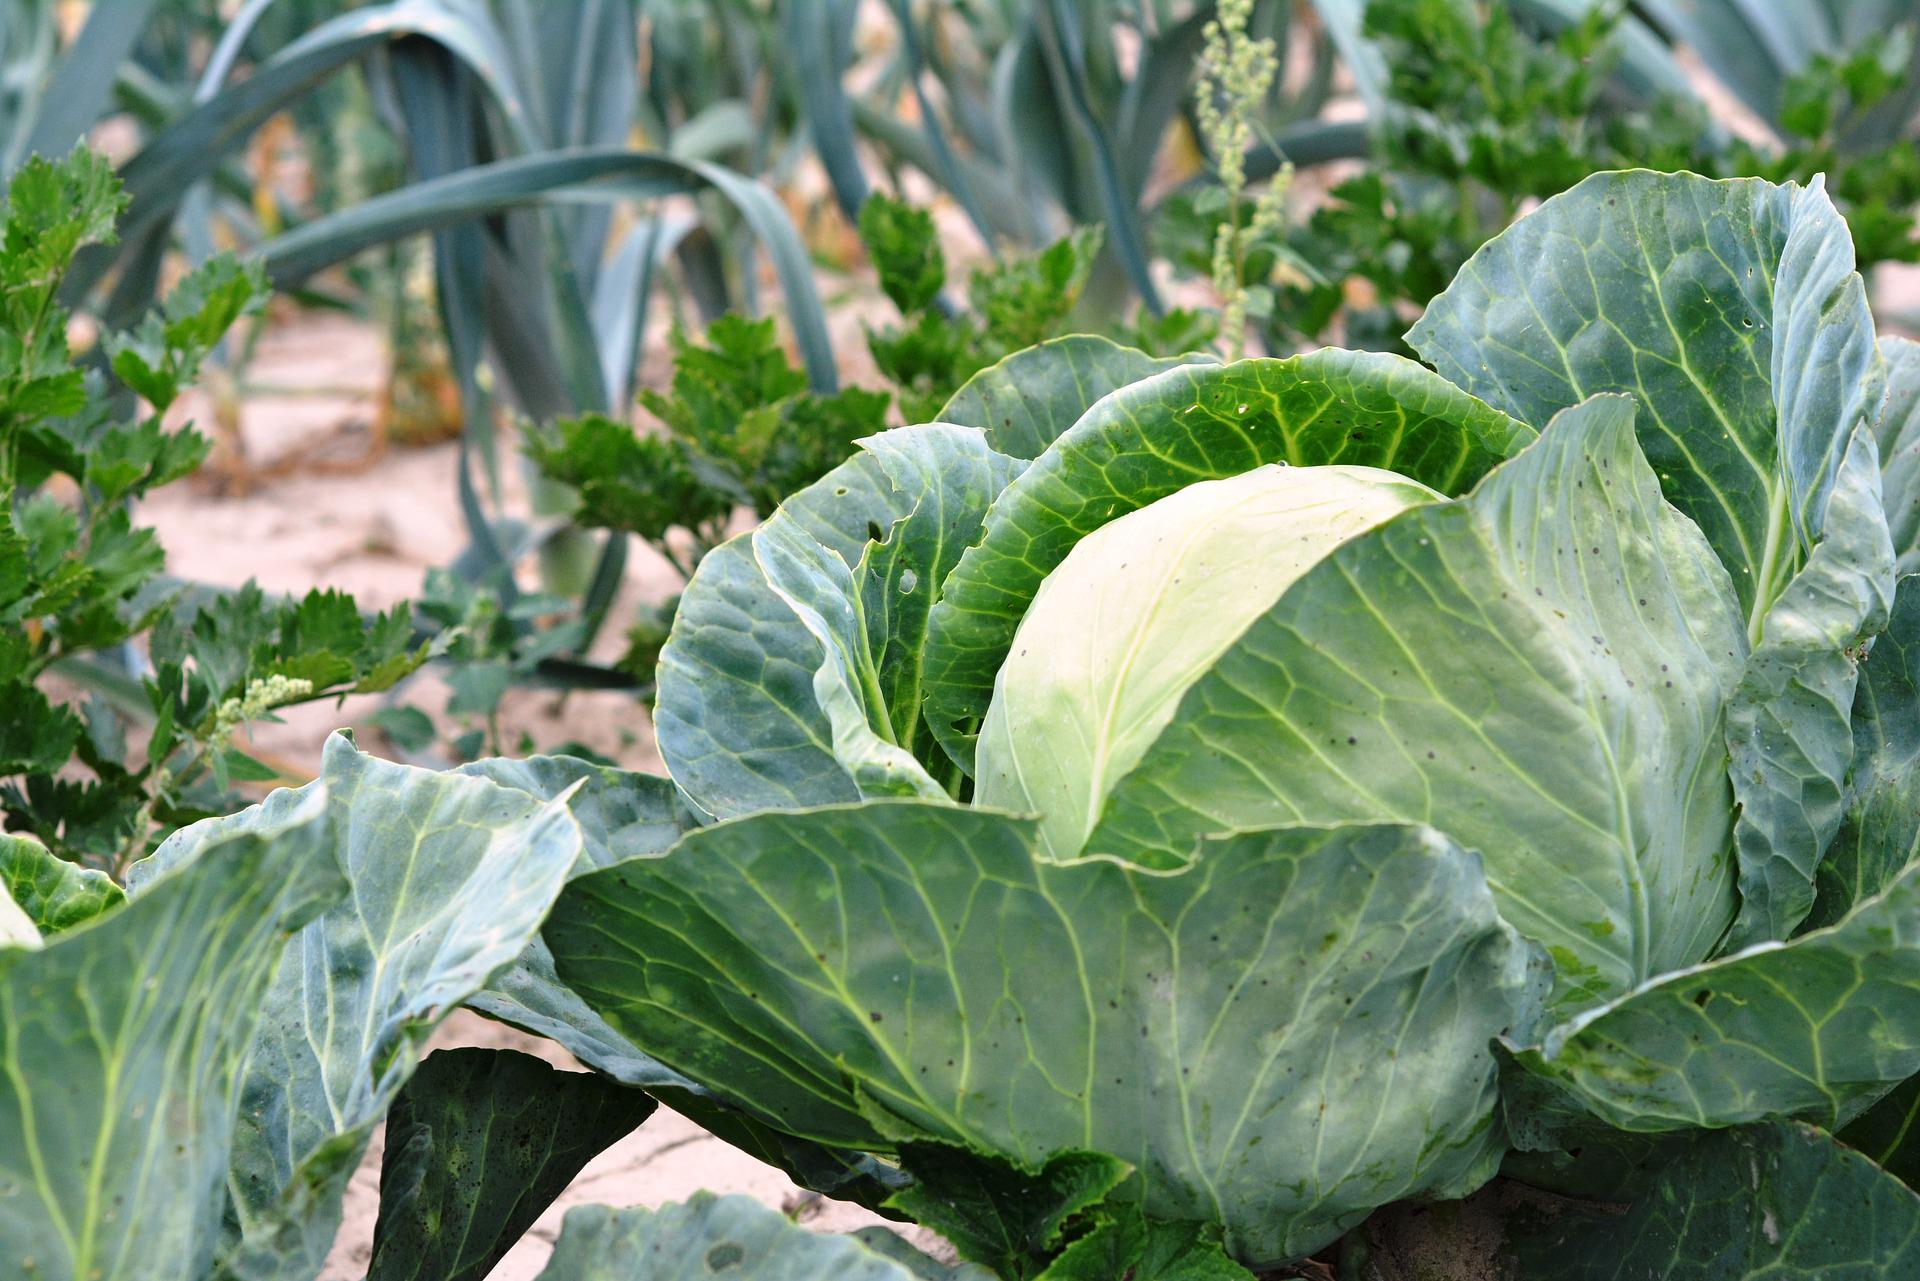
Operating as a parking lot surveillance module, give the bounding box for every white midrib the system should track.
[1747,479,1794,647]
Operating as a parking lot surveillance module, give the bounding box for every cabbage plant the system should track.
[14,167,1920,1281]
[539,169,1920,1276]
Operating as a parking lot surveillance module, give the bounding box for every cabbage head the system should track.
[975,463,1440,859]
[542,173,1920,1276]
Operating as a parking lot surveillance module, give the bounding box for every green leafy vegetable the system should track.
[367,1048,656,1281]
[1508,850,1920,1135]
[884,1146,1130,1280]
[976,462,1437,859]
[1808,573,1920,927]
[921,350,1529,776]
[1878,338,1920,576]
[0,790,342,1281]
[0,831,120,935]
[1036,1210,1252,1281]
[858,192,1108,423]
[1839,1073,1920,1192]
[131,733,584,1281]
[547,807,1545,1265]
[1510,1123,1920,1278]
[1091,397,1743,1007]
[935,336,1213,462]
[1412,169,1893,948]
[657,425,1023,818]
[617,166,1920,1272]
[0,883,33,951]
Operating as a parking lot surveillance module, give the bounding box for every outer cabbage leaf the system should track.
[653,535,856,814]
[919,351,1531,775]
[1035,1212,1253,1281]
[1721,427,1894,944]
[455,754,695,875]
[751,508,949,802]
[1877,336,1920,575]
[1507,852,1920,1134]
[132,733,585,1281]
[465,939,688,1088]
[366,1047,657,1281]
[0,831,121,935]
[1838,1071,1920,1192]
[1496,1121,1686,1203]
[1806,573,1920,929]
[0,883,38,949]
[533,1195,991,1281]
[1091,396,1746,1007]
[1410,171,1880,625]
[1411,170,1894,946]
[657,425,1022,818]
[545,803,1547,1265]
[451,756,905,1210]
[0,790,342,1281]
[457,753,696,1081]
[936,335,1214,460]
[883,1145,1131,1278]
[650,1089,908,1213]
[1508,1122,1920,1279]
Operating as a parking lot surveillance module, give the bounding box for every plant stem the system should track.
[111,740,203,880]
